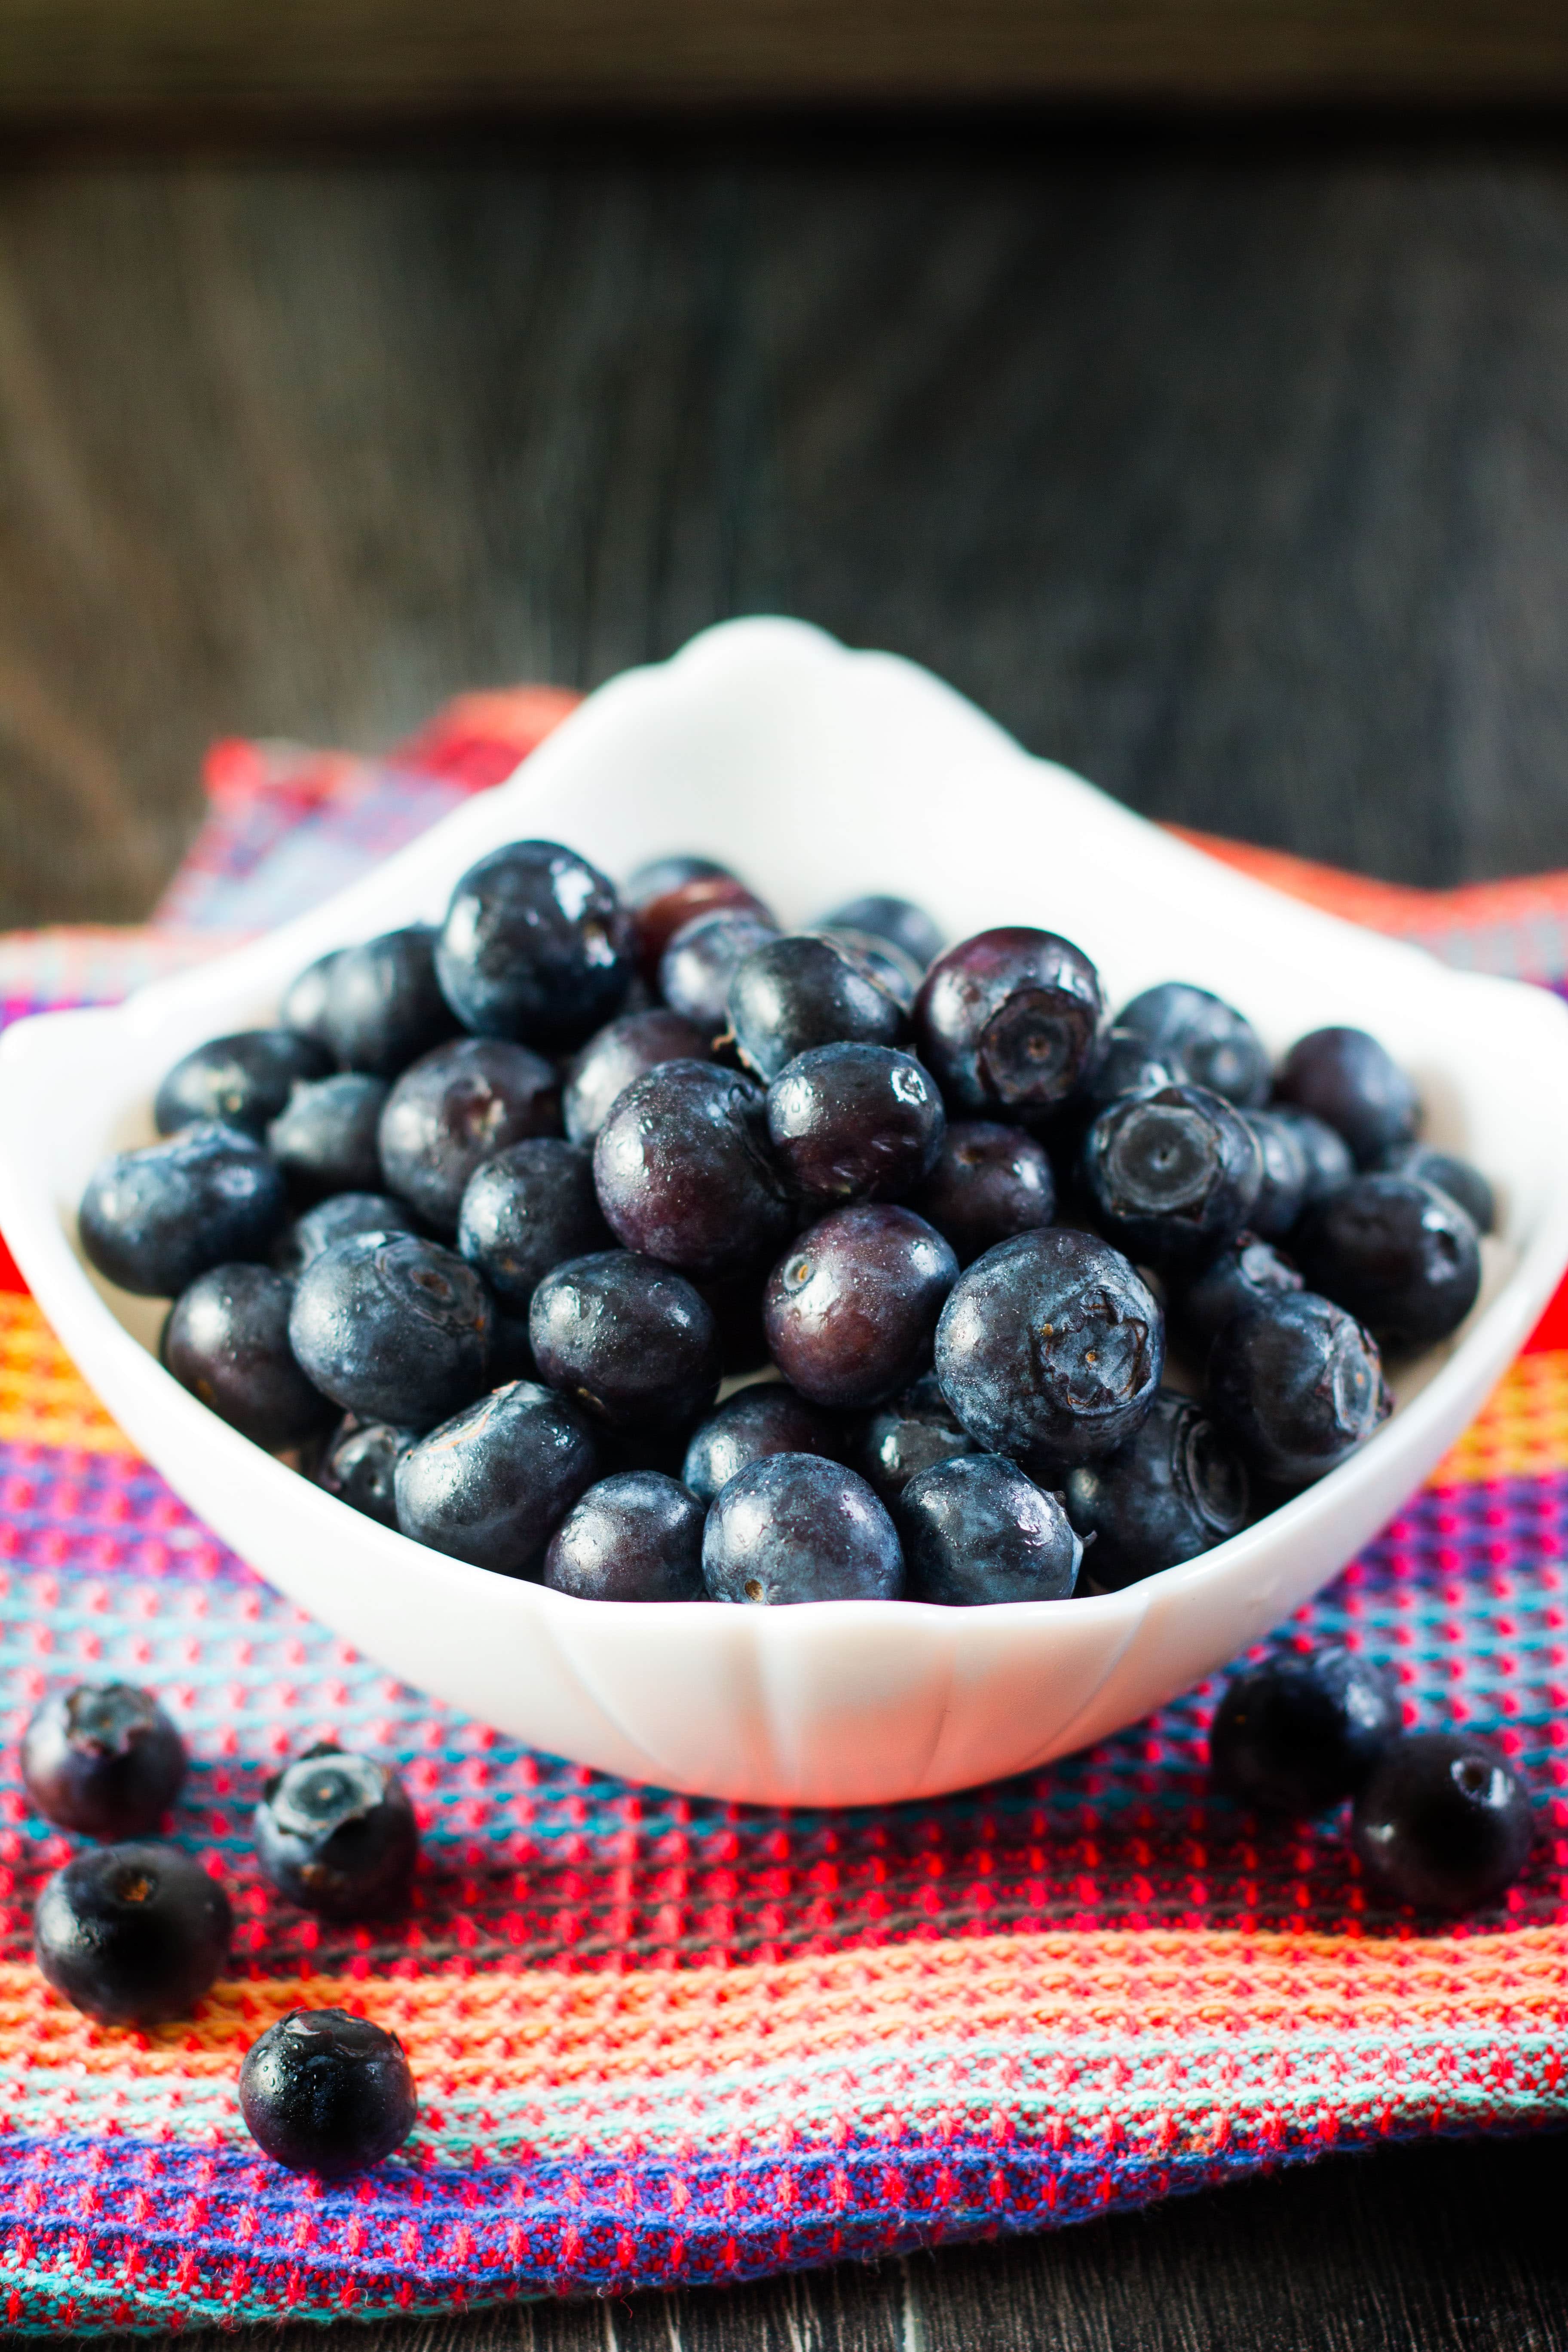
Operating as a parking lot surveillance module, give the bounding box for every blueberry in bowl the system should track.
[1115,982,1270,1108]
[1065,1390,1250,1589]
[911,1120,1056,1266]
[1294,1172,1482,1351]
[543,1471,707,1601]
[914,927,1106,1120]
[683,1384,845,1504]
[435,839,635,1049]
[702,1454,905,1604]
[394,1380,600,1574]
[163,1263,334,1450]
[593,1060,793,1278]
[766,1041,945,1204]
[288,1231,492,1430]
[894,1454,1082,1605]
[378,1037,561,1234]
[850,1372,977,1500]
[529,1250,722,1433]
[763,1204,958,1410]
[727,933,906,1082]
[80,1123,289,1298]
[153,1029,332,1139]
[1081,1084,1263,1272]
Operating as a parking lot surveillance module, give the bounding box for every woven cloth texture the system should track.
[0,692,1565,2333]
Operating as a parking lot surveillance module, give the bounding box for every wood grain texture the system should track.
[8,136,1568,925]
[6,0,1568,118]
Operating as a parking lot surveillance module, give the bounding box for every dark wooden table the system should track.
[2,120,1566,2349]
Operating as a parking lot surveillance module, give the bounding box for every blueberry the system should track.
[530,1251,721,1432]
[314,1414,417,1528]
[682,1384,844,1503]
[658,908,780,1038]
[895,1454,1081,1605]
[1275,1026,1419,1166]
[1082,1025,1189,1106]
[563,1009,714,1145]
[1170,1233,1304,1359]
[763,1204,959,1410]
[322,925,456,1077]
[256,1744,418,1918]
[272,1191,420,1278]
[21,1683,187,1839]
[816,894,945,971]
[1081,1084,1263,1271]
[1269,1106,1355,1208]
[766,1043,945,1204]
[1207,1292,1387,1487]
[280,952,342,1049]
[850,1373,978,1500]
[1351,1731,1534,1912]
[34,1841,232,2026]
[163,1263,334,1450]
[267,1075,389,1202]
[1375,1142,1495,1236]
[914,928,1107,1118]
[436,840,634,1049]
[288,1231,492,1429]
[153,1029,331,1138]
[394,1379,599,1574]
[1294,1174,1481,1351]
[80,1123,289,1298]
[727,934,906,1083]
[910,1121,1057,1267]
[378,1038,560,1233]
[823,928,926,1015]
[542,1471,707,1600]
[1065,1391,1250,1589]
[457,1138,610,1314]
[934,1228,1164,1471]
[239,2009,418,2179]
[625,856,773,982]
[1239,1109,1310,1241]
[1115,983,1269,1108]
[702,1455,904,1603]
[593,1060,793,1278]
[1210,1644,1401,1814]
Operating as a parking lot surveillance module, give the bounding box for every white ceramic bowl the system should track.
[3,618,1567,1809]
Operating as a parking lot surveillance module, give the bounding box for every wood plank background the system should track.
[6,0,1568,119]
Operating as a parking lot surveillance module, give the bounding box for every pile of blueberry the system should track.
[23,1681,419,2177]
[1209,1644,1534,1912]
[78,840,1494,1605]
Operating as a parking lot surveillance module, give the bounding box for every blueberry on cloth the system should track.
[256,1744,418,1918]
[163,1263,334,1450]
[436,839,634,1049]
[542,1471,707,1601]
[763,1204,959,1411]
[80,1122,289,1298]
[913,927,1107,1119]
[934,1227,1164,1471]
[682,1384,845,1504]
[34,1841,231,2026]
[153,1028,331,1138]
[895,1453,1081,1605]
[378,1036,560,1234]
[393,1379,600,1575]
[22,1683,187,1840]
[1209,1643,1400,1814]
[1065,1390,1249,1588]
[702,1453,905,1604]
[239,2008,417,2178]
[288,1231,492,1430]
[1351,1732,1534,1912]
